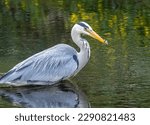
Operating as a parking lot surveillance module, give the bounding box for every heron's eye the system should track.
[84,27,88,31]
[84,27,91,33]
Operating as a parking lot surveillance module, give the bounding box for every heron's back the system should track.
[0,44,79,85]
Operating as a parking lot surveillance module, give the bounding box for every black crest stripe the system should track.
[78,22,89,29]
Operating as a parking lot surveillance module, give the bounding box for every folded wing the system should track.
[0,44,78,85]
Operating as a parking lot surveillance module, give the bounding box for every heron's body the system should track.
[0,22,107,85]
[0,44,80,85]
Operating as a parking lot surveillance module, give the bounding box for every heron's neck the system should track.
[71,27,90,54]
[71,27,90,73]
[71,29,83,51]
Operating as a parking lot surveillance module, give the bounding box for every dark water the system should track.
[0,81,90,108]
[0,0,150,107]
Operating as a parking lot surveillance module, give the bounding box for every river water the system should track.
[0,0,150,107]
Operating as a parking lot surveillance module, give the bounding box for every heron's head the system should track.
[75,22,108,45]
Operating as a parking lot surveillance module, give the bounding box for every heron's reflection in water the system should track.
[0,81,90,108]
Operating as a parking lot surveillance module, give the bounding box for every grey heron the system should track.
[0,22,108,85]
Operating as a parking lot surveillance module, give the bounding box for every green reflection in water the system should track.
[0,0,150,107]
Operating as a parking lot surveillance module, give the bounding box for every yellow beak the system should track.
[88,30,108,45]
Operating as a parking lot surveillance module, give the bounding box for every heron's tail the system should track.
[0,69,20,84]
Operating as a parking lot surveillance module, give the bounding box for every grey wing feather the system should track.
[0,44,78,85]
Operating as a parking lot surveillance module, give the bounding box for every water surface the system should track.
[0,0,150,107]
